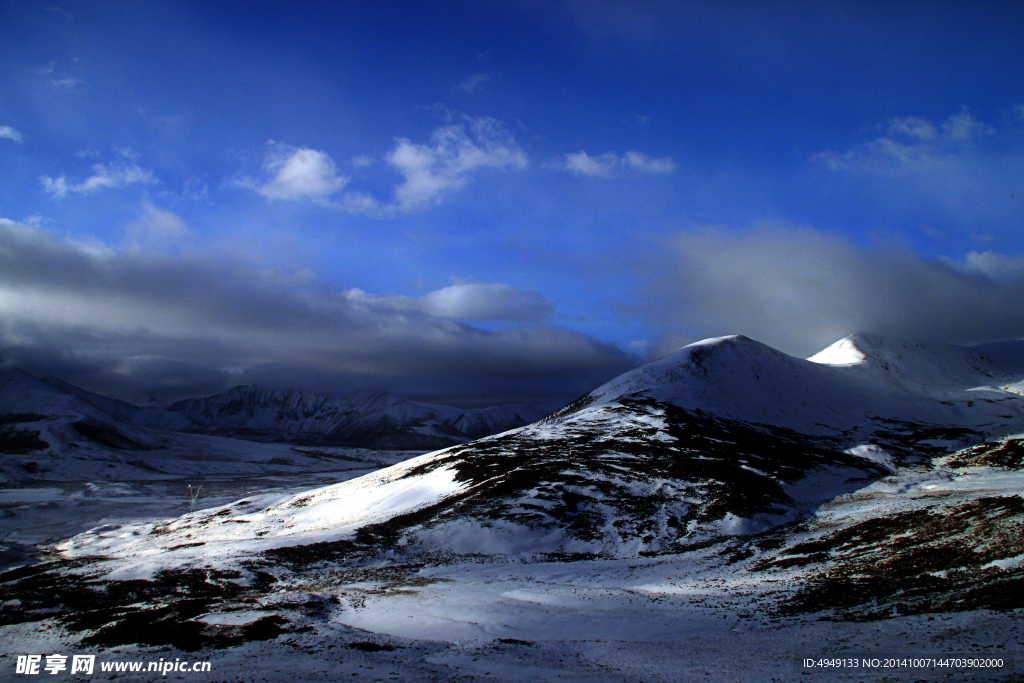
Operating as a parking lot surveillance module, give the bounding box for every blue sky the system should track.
[2,0,1024,405]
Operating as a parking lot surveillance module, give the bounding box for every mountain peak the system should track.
[808,332,1013,393]
[586,333,789,403]
[551,331,1024,437]
[806,333,871,366]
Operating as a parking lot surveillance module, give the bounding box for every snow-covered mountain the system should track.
[451,402,559,439]
[568,333,1024,439]
[58,333,1024,569]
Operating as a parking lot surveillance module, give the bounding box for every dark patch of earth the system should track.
[395,400,891,553]
[944,438,1024,469]
[770,495,1024,620]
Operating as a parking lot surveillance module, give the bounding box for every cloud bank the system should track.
[645,224,1024,358]
[0,219,632,405]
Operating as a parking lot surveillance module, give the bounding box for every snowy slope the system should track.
[809,332,1016,394]
[55,449,469,562]
[11,333,1024,682]
[51,333,1024,573]
[972,339,1024,374]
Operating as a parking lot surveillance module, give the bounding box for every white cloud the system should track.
[37,61,82,90]
[886,116,937,141]
[559,150,675,177]
[252,143,348,203]
[389,117,527,210]
[564,151,618,177]
[422,283,550,321]
[623,150,676,174]
[0,126,23,143]
[947,251,1024,282]
[338,191,382,215]
[40,176,68,198]
[51,77,82,89]
[456,73,491,93]
[816,111,998,174]
[344,282,552,323]
[942,111,995,141]
[344,116,527,216]
[813,110,1023,227]
[40,163,156,198]
[124,201,192,252]
[237,118,526,216]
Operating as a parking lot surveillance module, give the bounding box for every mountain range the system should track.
[55,332,1024,565]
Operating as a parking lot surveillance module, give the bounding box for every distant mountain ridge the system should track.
[156,384,558,449]
[1,370,158,459]
[21,374,559,451]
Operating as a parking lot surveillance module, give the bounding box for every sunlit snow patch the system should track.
[844,444,896,472]
[55,450,468,567]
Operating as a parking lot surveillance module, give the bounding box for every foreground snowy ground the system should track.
[1,579,1019,682]
[2,458,1021,682]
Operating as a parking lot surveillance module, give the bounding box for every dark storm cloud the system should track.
[0,220,636,405]
[646,225,1024,359]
